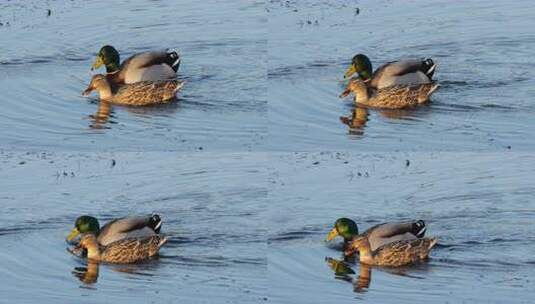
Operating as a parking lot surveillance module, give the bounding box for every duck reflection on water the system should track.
[88,99,181,130]
[72,262,100,284]
[325,257,371,293]
[340,105,432,136]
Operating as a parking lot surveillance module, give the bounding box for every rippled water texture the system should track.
[0,0,266,151]
[268,152,535,303]
[267,0,535,151]
[0,152,266,303]
[2,1,535,303]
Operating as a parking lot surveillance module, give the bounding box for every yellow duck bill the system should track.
[66,227,81,242]
[344,65,357,78]
[326,227,339,241]
[91,56,104,71]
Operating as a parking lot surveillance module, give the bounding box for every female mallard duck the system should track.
[66,214,162,246]
[344,54,436,89]
[340,78,438,109]
[326,218,426,251]
[77,233,167,264]
[91,45,180,85]
[344,235,437,267]
[82,74,183,106]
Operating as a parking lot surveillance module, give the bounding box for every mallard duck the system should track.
[344,54,436,89]
[82,74,183,106]
[339,78,438,109]
[66,214,162,246]
[326,218,426,251]
[91,45,180,85]
[344,235,437,267]
[76,233,167,264]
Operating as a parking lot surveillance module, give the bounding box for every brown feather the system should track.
[84,74,183,106]
[99,235,167,264]
[342,79,438,109]
[372,238,437,266]
[111,80,182,106]
[345,235,437,267]
[78,233,167,264]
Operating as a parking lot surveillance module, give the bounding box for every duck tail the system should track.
[166,50,181,72]
[428,238,438,249]
[422,58,437,79]
[428,83,439,96]
[413,220,426,238]
[173,81,184,94]
[150,214,162,233]
[158,236,168,249]
[417,83,439,103]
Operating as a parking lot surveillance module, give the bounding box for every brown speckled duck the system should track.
[76,234,167,264]
[82,74,183,106]
[340,78,438,109]
[345,235,437,267]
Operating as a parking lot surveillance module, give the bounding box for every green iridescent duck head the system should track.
[91,45,121,73]
[66,215,100,242]
[326,218,359,242]
[344,54,373,80]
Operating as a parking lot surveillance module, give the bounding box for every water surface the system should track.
[0,0,266,151]
[267,0,535,151]
[0,152,266,303]
[268,152,535,303]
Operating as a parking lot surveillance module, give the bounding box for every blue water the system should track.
[0,152,266,303]
[268,152,535,303]
[0,0,266,151]
[267,0,535,151]
[1,0,534,303]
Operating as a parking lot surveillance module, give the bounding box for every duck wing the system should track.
[121,50,180,73]
[98,215,162,245]
[371,59,436,89]
[373,238,437,266]
[364,221,427,251]
[101,235,167,263]
[112,80,182,105]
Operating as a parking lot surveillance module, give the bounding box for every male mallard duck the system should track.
[344,54,436,89]
[91,45,180,85]
[82,74,183,106]
[76,233,167,264]
[66,214,162,246]
[344,235,437,267]
[340,78,438,109]
[326,218,426,251]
